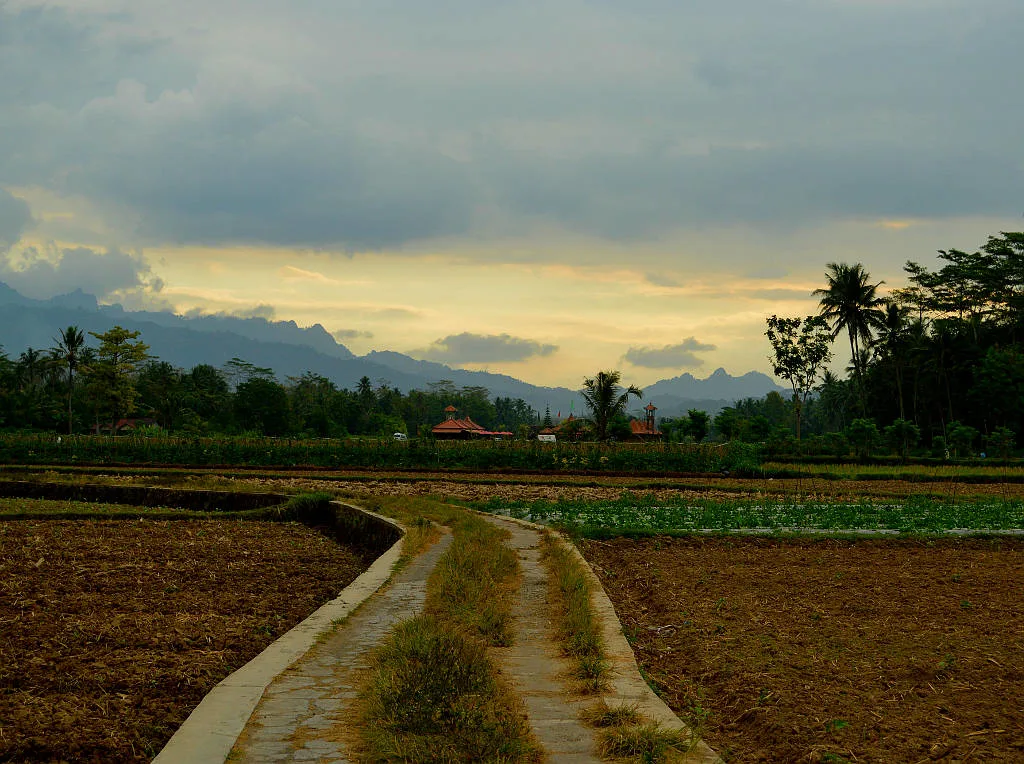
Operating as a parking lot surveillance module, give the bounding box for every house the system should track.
[92,417,159,435]
[432,405,513,440]
[629,403,662,441]
[539,413,585,441]
[432,405,489,440]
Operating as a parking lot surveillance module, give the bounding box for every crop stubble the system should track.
[0,518,367,762]
[580,536,1024,762]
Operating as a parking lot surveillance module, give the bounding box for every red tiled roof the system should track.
[432,417,488,434]
[630,419,661,436]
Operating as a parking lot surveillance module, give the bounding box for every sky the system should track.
[1,0,1022,388]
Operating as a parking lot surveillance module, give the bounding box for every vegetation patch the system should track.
[427,514,520,645]
[540,533,610,693]
[0,432,760,474]
[596,724,695,763]
[357,511,538,762]
[481,493,1024,536]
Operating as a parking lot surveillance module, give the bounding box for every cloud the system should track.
[0,243,162,300]
[333,328,374,341]
[623,338,717,369]
[0,190,31,250]
[1,1,1022,263]
[415,333,559,364]
[183,304,277,319]
[645,272,682,288]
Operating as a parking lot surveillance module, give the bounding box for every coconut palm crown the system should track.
[580,370,642,441]
[51,326,87,434]
[814,262,885,409]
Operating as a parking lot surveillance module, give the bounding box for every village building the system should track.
[91,417,159,435]
[431,405,512,440]
[629,403,663,441]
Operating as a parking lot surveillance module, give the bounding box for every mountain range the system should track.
[0,282,785,418]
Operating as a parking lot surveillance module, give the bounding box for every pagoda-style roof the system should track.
[630,418,662,437]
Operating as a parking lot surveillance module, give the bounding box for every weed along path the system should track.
[229,531,453,763]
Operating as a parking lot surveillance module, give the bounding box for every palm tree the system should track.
[51,326,87,434]
[814,262,885,412]
[580,370,642,441]
[873,300,910,420]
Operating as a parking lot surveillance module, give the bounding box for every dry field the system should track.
[581,535,1024,762]
[0,517,367,762]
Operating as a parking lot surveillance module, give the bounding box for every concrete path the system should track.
[229,532,452,763]
[485,514,603,762]
[484,513,722,764]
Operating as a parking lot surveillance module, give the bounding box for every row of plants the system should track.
[0,433,761,473]
[476,493,1024,536]
[760,461,1024,483]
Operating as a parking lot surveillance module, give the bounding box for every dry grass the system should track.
[540,532,610,694]
[356,508,539,762]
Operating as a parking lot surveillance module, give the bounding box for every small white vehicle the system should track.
[393,432,408,441]
[537,433,556,443]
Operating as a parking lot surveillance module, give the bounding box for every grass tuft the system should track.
[598,723,695,762]
[427,515,519,645]
[541,532,610,693]
[357,505,539,762]
[582,699,642,728]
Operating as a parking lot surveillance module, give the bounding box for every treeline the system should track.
[0,327,538,437]
[728,232,1024,459]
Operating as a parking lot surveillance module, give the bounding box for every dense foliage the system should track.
[0,333,538,438]
[722,232,1024,459]
[0,432,760,473]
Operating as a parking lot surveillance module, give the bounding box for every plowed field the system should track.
[0,518,368,762]
[581,536,1024,762]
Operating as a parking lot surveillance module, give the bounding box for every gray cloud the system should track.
[333,328,373,341]
[1,1,1022,258]
[623,338,717,369]
[645,272,682,288]
[0,190,31,250]
[0,244,160,300]
[415,333,558,364]
[184,304,277,320]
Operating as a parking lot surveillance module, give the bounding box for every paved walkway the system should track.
[230,533,452,763]
[167,509,720,763]
[484,515,603,762]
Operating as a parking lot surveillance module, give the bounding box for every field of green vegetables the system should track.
[476,493,1024,536]
[0,433,759,473]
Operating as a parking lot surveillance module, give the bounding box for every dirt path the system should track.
[229,532,452,763]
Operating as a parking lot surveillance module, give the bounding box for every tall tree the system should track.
[580,370,642,441]
[872,301,909,420]
[765,315,833,441]
[85,326,151,431]
[51,326,87,434]
[814,262,884,412]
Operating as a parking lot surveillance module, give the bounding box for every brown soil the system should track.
[580,536,1024,762]
[242,475,1024,505]
[20,466,1024,502]
[0,519,368,762]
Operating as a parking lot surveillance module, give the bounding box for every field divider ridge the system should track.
[153,501,404,764]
